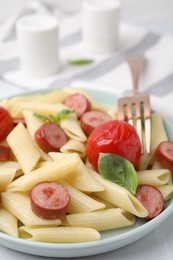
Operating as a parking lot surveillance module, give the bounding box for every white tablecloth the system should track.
[0,0,173,259]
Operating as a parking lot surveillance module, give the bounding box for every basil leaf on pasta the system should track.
[98,153,138,195]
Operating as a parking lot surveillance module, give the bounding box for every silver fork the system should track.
[117,55,151,154]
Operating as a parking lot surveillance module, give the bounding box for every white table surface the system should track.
[0,0,173,259]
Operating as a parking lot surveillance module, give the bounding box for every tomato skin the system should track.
[155,141,173,171]
[0,107,14,141]
[87,120,141,170]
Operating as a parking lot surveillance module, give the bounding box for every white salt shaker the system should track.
[16,14,60,77]
[82,0,121,53]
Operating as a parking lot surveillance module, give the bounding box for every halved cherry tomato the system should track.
[87,120,141,170]
[155,141,173,171]
[0,106,14,141]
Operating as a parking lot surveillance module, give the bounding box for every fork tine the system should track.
[135,100,143,153]
[126,102,134,126]
[117,96,151,155]
[143,96,151,154]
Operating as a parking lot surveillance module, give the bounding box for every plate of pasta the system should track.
[0,86,173,258]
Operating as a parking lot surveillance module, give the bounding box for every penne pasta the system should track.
[67,208,136,231]
[19,226,100,243]
[23,110,51,161]
[60,117,87,142]
[137,169,171,186]
[7,156,79,191]
[49,152,104,192]
[0,168,16,191]
[90,170,148,218]
[14,102,68,118]
[60,139,86,158]
[0,208,18,237]
[2,192,61,227]
[6,123,41,174]
[62,181,105,213]
[33,89,69,103]
[138,113,168,170]
[157,185,173,201]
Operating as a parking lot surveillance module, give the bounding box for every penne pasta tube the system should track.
[2,192,61,227]
[19,226,100,243]
[60,118,87,142]
[0,168,16,192]
[17,102,68,118]
[137,169,171,186]
[49,152,104,192]
[8,157,79,191]
[138,113,168,170]
[0,98,8,109]
[7,123,41,174]
[33,89,69,103]
[90,170,148,218]
[62,181,105,213]
[60,139,86,158]
[151,161,162,170]
[67,208,136,231]
[89,194,115,209]
[157,185,173,201]
[0,208,18,237]
[23,110,51,161]
[0,161,21,171]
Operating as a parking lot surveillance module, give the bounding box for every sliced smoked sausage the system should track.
[64,93,91,118]
[0,144,11,161]
[136,184,164,220]
[30,182,70,220]
[80,111,112,136]
[34,122,68,153]
[155,141,173,171]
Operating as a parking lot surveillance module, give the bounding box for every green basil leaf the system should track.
[98,153,138,195]
[54,109,74,122]
[33,109,74,123]
[68,59,94,65]
[33,113,50,122]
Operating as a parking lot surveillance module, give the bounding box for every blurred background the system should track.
[0,0,173,34]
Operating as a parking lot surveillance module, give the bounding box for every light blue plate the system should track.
[0,87,173,258]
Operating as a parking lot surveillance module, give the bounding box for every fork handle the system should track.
[127,55,146,92]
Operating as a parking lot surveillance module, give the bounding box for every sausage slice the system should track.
[136,185,164,220]
[64,93,91,118]
[30,182,70,220]
[0,144,11,161]
[34,122,68,153]
[155,141,173,171]
[80,111,112,136]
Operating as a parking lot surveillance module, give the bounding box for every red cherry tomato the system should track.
[155,141,173,171]
[0,106,14,141]
[87,120,141,170]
